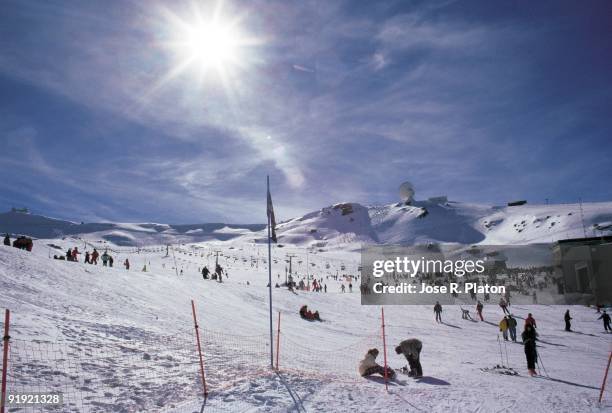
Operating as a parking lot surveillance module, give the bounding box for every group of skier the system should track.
[56,246,130,270]
[434,297,611,377]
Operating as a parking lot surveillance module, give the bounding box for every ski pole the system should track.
[538,348,550,377]
[497,334,504,367]
[504,338,510,368]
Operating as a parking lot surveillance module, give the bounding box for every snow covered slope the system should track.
[2,200,611,250]
[0,210,265,246]
[271,200,612,247]
[1,240,610,412]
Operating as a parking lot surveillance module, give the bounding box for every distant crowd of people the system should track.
[55,246,130,270]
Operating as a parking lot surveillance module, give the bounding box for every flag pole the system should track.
[267,175,274,368]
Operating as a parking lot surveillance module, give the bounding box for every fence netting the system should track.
[1,310,417,413]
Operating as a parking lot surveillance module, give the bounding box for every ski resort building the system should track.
[553,236,612,305]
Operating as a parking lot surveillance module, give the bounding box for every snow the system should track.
[260,200,612,247]
[1,235,611,412]
[1,201,612,411]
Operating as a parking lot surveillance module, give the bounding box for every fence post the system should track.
[1,309,10,413]
[275,311,281,371]
[190,300,208,398]
[599,351,612,403]
[381,307,388,392]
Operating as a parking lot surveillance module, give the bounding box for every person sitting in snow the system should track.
[3,234,10,246]
[358,348,395,379]
[395,338,423,378]
[299,305,321,321]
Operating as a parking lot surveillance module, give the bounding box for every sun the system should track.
[181,19,241,72]
[159,2,258,85]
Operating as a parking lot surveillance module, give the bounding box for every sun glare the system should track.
[183,21,240,70]
[158,1,258,88]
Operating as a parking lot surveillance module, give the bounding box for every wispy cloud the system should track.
[1,0,610,222]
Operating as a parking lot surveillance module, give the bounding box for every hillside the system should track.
[1,239,611,412]
[2,200,612,250]
[272,200,612,248]
[0,210,265,246]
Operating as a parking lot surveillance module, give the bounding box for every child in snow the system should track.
[358,348,395,379]
[395,339,423,377]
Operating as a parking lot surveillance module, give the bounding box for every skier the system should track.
[202,266,210,279]
[461,308,473,320]
[84,251,91,264]
[521,324,538,376]
[358,348,395,379]
[341,284,346,293]
[71,247,80,262]
[215,263,223,282]
[507,314,518,342]
[564,310,572,332]
[324,284,327,293]
[3,234,10,246]
[476,301,484,321]
[91,249,99,265]
[499,316,509,341]
[598,310,611,332]
[525,313,537,329]
[101,251,110,267]
[66,248,73,262]
[349,282,353,293]
[499,298,509,315]
[434,301,442,323]
[109,256,114,267]
[124,259,130,270]
[395,338,423,377]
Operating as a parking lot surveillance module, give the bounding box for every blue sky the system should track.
[1,0,611,224]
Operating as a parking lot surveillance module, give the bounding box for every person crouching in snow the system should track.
[395,339,423,377]
[358,348,395,379]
